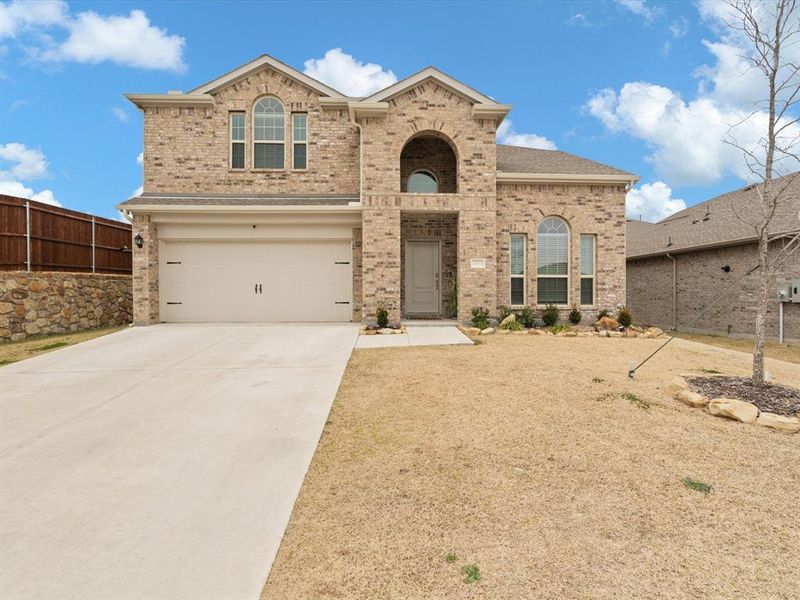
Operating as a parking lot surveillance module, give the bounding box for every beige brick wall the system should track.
[352,227,362,322]
[132,214,159,324]
[495,183,627,318]
[142,66,359,196]
[627,241,800,339]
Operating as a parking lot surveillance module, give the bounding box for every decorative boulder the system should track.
[676,389,709,408]
[756,412,800,434]
[480,327,495,335]
[594,316,620,331]
[499,313,517,328]
[466,327,482,336]
[644,327,664,338]
[708,398,759,424]
[664,377,689,397]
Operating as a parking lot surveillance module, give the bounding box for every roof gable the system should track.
[362,66,498,104]
[189,54,345,97]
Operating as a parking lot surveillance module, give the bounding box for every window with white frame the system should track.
[230,112,245,169]
[253,97,284,169]
[292,113,307,170]
[510,234,526,306]
[536,217,569,305]
[580,234,596,305]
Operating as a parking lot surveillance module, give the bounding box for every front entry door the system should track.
[405,241,440,315]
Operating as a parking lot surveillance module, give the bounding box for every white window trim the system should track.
[510,233,526,307]
[407,169,439,193]
[229,112,245,170]
[580,234,596,306]
[252,96,285,171]
[536,217,570,307]
[291,112,308,171]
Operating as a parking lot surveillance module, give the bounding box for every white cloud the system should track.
[112,106,128,123]
[2,2,185,72]
[0,142,48,179]
[136,152,143,166]
[131,185,142,197]
[497,119,557,150]
[0,0,68,38]
[303,48,396,96]
[669,16,689,38]
[0,141,59,205]
[615,0,661,23]
[626,181,686,222]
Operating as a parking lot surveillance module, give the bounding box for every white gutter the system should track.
[125,93,215,109]
[114,204,363,213]
[497,172,639,186]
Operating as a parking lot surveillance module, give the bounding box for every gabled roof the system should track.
[362,66,499,105]
[497,145,635,177]
[189,53,346,97]
[626,173,800,259]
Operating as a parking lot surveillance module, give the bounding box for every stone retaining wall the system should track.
[0,271,132,342]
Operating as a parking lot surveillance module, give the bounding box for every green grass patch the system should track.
[445,553,458,563]
[0,358,15,366]
[30,341,69,352]
[700,368,722,374]
[622,393,650,410]
[683,477,712,494]
[461,564,481,584]
[550,323,572,334]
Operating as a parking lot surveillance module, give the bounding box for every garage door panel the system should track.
[161,241,352,322]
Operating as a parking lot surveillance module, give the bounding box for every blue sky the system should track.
[2,0,796,221]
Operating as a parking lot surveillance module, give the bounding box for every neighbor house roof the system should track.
[627,173,800,259]
[117,193,360,210]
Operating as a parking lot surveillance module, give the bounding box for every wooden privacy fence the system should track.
[0,195,133,274]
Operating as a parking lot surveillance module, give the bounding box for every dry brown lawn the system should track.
[262,336,800,600]
[672,331,800,365]
[0,326,126,366]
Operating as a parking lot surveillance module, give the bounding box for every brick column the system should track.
[361,208,401,324]
[457,208,497,323]
[132,214,159,325]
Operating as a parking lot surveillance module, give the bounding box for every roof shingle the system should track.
[496,144,635,177]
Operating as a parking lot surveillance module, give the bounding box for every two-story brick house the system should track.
[119,53,637,325]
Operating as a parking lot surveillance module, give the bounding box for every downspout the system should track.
[666,253,677,330]
[348,104,363,201]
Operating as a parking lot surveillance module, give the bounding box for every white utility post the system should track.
[25,200,31,272]
[91,217,96,273]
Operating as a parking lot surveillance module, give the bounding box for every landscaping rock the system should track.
[465,327,481,336]
[499,314,517,328]
[528,328,545,335]
[708,398,759,424]
[644,327,665,338]
[756,412,800,434]
[664,377,689,397]
[480,327,495,335]
[594,316,619,331]
[676,389,709,408]
[496,329,511,335]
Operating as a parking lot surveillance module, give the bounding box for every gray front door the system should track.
[405,241,440,314]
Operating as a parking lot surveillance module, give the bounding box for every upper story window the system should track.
[253,97,284,169]
[407,169,438,193]
[292,113,307,170]
[537,217,569,305]
[230,112,245,170]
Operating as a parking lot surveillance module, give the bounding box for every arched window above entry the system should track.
[407,170,439,193]
[253,97,284,169]
[537,217,569,305]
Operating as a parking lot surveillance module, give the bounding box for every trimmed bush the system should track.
[618,306,632,328]
[376,306,389,328]
[500,318,523,331]
[516,306,536,329]
[497,305,513,323]
[541,304,560,327]
[597,309,610,320]
[568,305,582,325]
[471,306,491,330]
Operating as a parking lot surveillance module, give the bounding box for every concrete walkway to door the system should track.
[0,323,358,600]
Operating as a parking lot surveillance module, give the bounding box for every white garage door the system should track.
[160,240,353,322]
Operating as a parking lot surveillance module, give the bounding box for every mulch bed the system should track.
[688,376,800,416]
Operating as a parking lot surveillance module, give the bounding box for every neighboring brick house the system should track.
[119,53,637,325]
[627,174,800,340]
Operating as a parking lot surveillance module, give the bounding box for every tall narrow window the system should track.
[580,235,596,305]
[537,217,569,305]
[230,112,245,169]
[510,234,526,306]
[253,97,284,169]
[292,113,307,170]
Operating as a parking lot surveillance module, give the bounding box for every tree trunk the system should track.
[752,233,770,385]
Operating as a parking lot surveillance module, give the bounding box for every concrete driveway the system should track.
[0,323,358,600]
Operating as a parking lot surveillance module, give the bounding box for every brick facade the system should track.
[130,63,629,325]
[627,241,800,340]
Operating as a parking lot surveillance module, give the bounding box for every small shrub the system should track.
[497,304,513,323]
[623,392,650,410]
[597,309,610,320]
[618,306,632,328]
[471,306,491,330]
[700,368,722,374]
[445,553,458,563]
[683,477,712,494]
[500,319,523,331]
[551,323,571,334]
[516,306,536,328]
[32,341,69,352]
[568,305,582,325]
[541,304,560,327]
[461,564,481,584]
[447,279,458,319]
[376,306,389,328]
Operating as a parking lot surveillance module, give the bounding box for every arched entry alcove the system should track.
[400,132,458,193]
